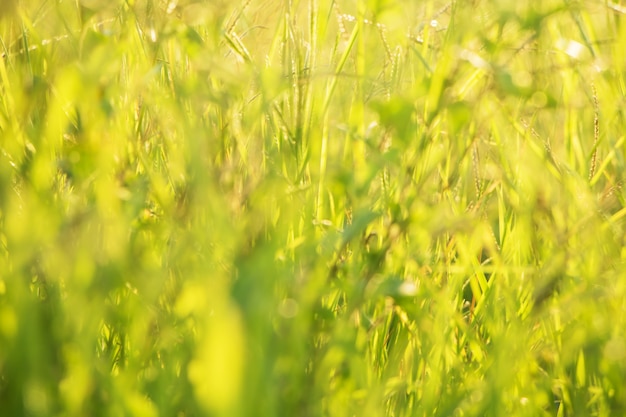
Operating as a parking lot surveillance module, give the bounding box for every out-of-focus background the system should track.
[1,1,626,416]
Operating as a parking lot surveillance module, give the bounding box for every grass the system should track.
[1,0,625,416]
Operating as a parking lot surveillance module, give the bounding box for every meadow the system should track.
[1,0,625,416]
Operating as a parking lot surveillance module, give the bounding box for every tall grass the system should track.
[0,0,625,416]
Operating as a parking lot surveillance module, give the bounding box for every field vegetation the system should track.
[1,0,626,416]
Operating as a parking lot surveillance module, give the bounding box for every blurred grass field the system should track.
[1,0,626,416]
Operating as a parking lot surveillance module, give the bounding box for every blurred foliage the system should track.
[1,0,626,416]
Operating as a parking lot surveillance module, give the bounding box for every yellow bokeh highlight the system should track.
[125,393,158,417]
[59,347,93,414]
[188,304,246,415]
[0,306,17,338]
